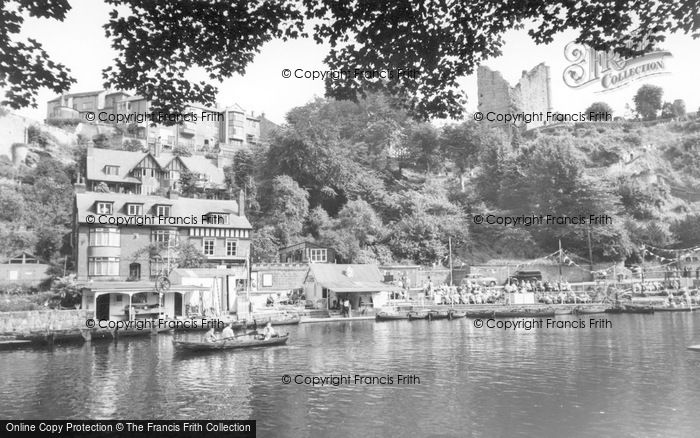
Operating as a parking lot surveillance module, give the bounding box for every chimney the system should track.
[238,189,245,216]
[74,175,86,193]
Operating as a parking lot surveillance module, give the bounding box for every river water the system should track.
[1,313,699,437]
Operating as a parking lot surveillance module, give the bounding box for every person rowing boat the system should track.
[221,323,235,340]
[263,322,276,340]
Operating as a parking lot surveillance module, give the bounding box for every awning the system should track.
[79,281,210,295]
[319,281,400,294]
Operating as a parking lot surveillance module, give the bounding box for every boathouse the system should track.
[302,264,399,311]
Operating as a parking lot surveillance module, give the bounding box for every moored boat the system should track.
[605,304,654,314]
[652,306,694,312]
[688,345,700,351]
[494,307,555,318]
[376,311,409,321]
[463,309,496,318]
[448,310,467,319]
[572,305,608,315]
[428,310,450,320]
[173,333,290,352]
[407,311,429,320]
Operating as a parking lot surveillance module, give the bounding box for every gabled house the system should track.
[85,145,227,196]
[72,190,252,283]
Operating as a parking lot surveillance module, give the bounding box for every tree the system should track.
[633,85,663,120]
[672,99,687,119]
[586,102,613,117]
[251,226,280,263]
[267,175,309,245]
[172,145,192,157]
[2,1,697,119]
[670,215,700,248]
[178,169,198,197]
[122,139,143,152]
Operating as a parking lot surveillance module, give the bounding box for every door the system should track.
[129,263,141,280]
[96,294,110,320]
[174,293,182,317]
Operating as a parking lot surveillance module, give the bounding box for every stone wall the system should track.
[477,62,552,129]
[0,309,93,335]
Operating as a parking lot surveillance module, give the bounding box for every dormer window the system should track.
[96,202,113,215]
[127,204,143,216]
[203,213,229,225]
[156,205,171,217]
[104,165,119,175]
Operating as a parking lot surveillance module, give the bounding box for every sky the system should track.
[7,0,700,125]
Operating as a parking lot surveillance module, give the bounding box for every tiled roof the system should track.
[86,149,226,186]
[307,264,399,293]
[75,192,252,229]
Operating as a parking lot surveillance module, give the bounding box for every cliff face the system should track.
[477,63,552,129]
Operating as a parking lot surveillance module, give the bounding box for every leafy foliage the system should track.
[3,1,698,119]
[634,85,663,120]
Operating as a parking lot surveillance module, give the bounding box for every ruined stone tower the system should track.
[477,63,552,129]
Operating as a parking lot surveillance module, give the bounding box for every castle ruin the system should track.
[477,63,552,129]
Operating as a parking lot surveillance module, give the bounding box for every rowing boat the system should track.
[448,310,467,319]
[494,307,555,318]
[605,305,654,314]
[376,312,409,321]
[463,309,496,318]
[652,306,694,312]
[572,305,608,315]
[407,311,429,320]
[428,310,450,320]
[688,345,700,351]
[173,334,289,352]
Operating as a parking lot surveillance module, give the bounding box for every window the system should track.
[152,229,177,243]
[203,238,215,256]
[156,205,171,217]
[89,228,120,247]
[262,273,273,287]
[88,257,120,276]
[96,202,113,215]
[309,248,328,263]
[246,134,256,144]
[226,239,237,256]
[169,170,180,180]
[204,214,229,225]
[104,165,119,175]
[127,204,142,216]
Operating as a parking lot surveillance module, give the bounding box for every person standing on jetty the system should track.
[343,298,351,317]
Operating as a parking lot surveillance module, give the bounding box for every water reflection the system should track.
[0,314,699,437]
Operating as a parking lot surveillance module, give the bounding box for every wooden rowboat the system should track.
[605,305,654,314]
[428,310,450,320]
[376,312,409,321]
[448,310,467,319]
[688,345,700,351]
[407,311,429,320]
[464,309,496,318]
[572,306,608,315]
[494,308,555,318]
[652,306,694,312]
[173,334,289,352]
